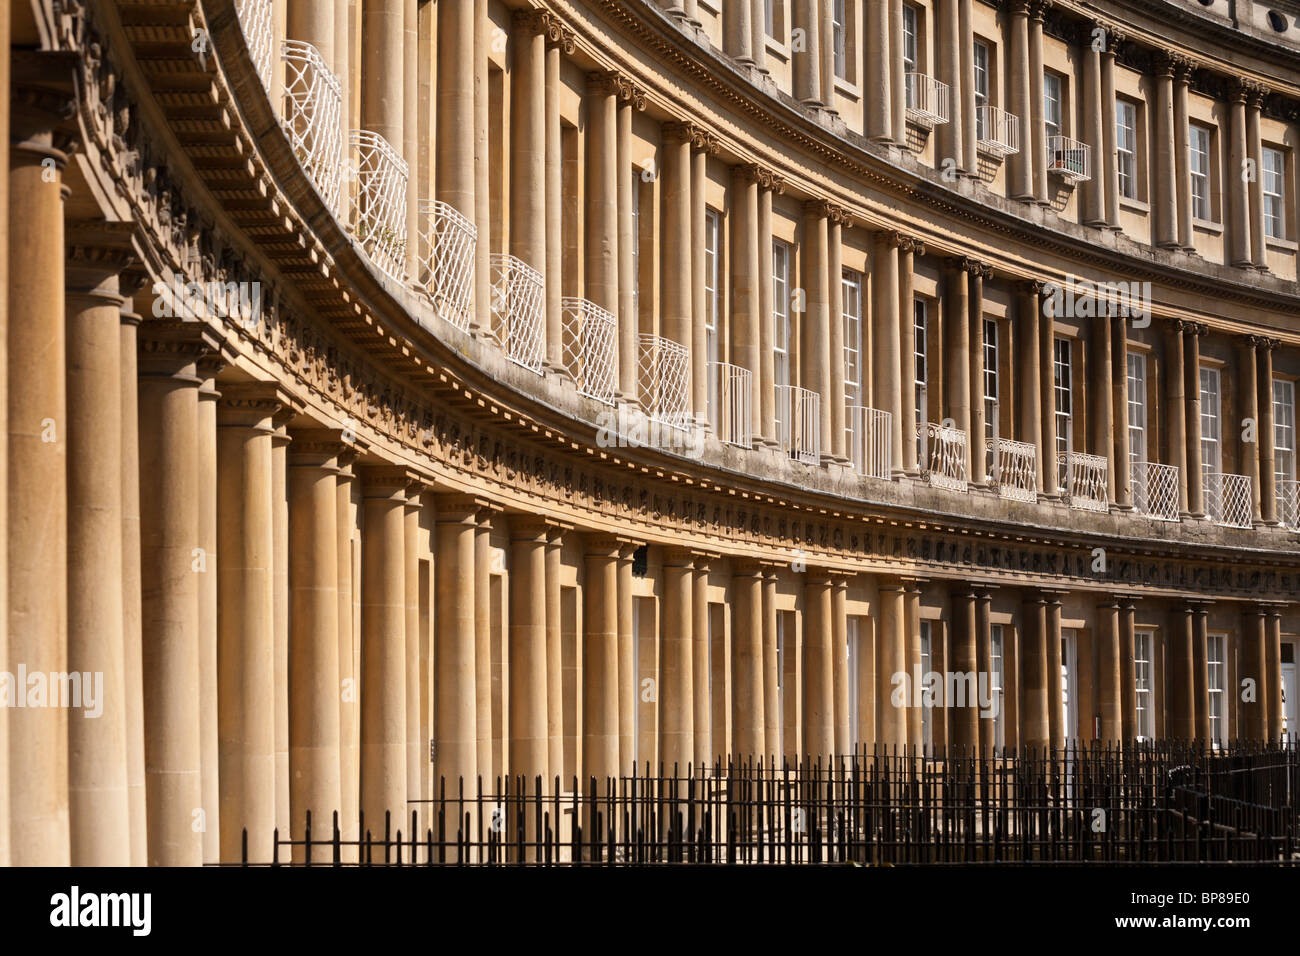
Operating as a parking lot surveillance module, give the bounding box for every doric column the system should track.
[1119,599,1137,740]
[511,10,548,298]
[948,587,978,753]
[1227,80,1252,267]
[137,327,207,866]
[65,229,132,866]
[936,0,963,172]
[758,176,782,446]
[724,0,754,61]
[1169,605,1196,739]
[1173,58,1194,249]
[1080,31,1106,226]
[401,489,421,816]
[903,582,922,749]
[959,0,977,173]
[616,80,647,401]
[585,73,620,330]
[216,385,280,863]
[1021,594,1049,751]
[802,200,833,460]
[545,528,565,779]
[944,259,972,469]
[1241,608,1269,740]
[898,238,922,475]
[873,232,904,476]
[1008,1,1033,200]
[661,549,695,771]
[1045,596,1064,749]
[975,588,994,757]
[1028,1,1048,201]
[866,0,892,141]
[1017,282,1046,494]
[802,573,835,760]
[509,517,550,785]
[195,359,220,865]
[1266,609,1283,741]
[793,0,823,106]
[1164,320,1190,515]
[271,421,291,841]
[1247,83,1269,269]
[827,210,847,462]
[762,568,781,760]
[732,563,766,762]
[832,576,851,754]
[617,544,636,774]
[1097,600,1122,742]
[360,0,403,170]
[1101,30,1122,228]
[335,450,359,860]
[359,468,409,831]
[1112,314,1131,508]
[1089,313,1115,503]
[544,25,574,370]
[436,0,477,321]
[663,122,695,401]
[287,430,345,860]
[1039,286,1059,496]
[692,556,712,766]
[1257,337,1279,524]
[967,261,990,485]
[1193,605,1210,743]
[1184,323,1206,517]
[1239,338,1262,523]
[876,579,907,750]
[7,99,71,866]
[731,163,762,443]
[1152,54,1179,248]
[890,0,906,143]
[473,510,493,778]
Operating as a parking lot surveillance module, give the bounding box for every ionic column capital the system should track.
[803,198,852,225]
[589,70,646,110]
[664,119,713,149]
[1019,278,1047,297]
[1152,51,1194,80]
[1027,0,1052,21]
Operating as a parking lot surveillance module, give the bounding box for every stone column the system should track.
[802,201,833,459]
[1046,596,1063,749]
[1193,605,1210,743]
[1017,282,1045,494]
[360,469,408,830]
[583,538,621,785]
[1257,338,1278,524]
[287,430,344,859]
[1097,600,1122,742]
[617,545,636,774]
[724,0,754,61]
[195,360,220,864]
[661,550,695,771]
[545,528,565,780]
[544,26,573,370]
[1239,338,1262,523]
[793,0,823,106]
[959,0,977,173]
[876,579,907,750]
[360,0,404,167]
[404,489,423,818]
[137,328,206,866]
[693,556,713,766]
[873,232,904,477]
[967,261,989,485]
[890,0,905,143]
[1247,83,1269,269]
[1240,609,1266,739]
[948,587,978,754]
[903,582,922,749]
[403,0,419,280]
[1028,1,1048,201]
[1184,323,1206,517]
[898,239,922,475]
[663,122,694,389]
[832,576,851,754]
[0,8,7,869]
[802,573,835,760]
[1167,606,1194,739]
[1119,599,1137,741]
[271,421,291,842]
[436,0,477,321]
[510,9,548,307]
[944,259,971,467]
[1101,30,1122,228]
[1008,0,1033,200]
[1164,320,1189,515]
[7,106,70,866]
[216,386,279,863]
[287,0,334,64]
[1152,54,1179,248]
[1080,34,1106,226]
[1021,595,1049,751]
[1266,609,1283,741]
[757,178,780,446]
[1039,286,1058,495]
[430,494,478,797]
[732,563,766,762]
[335,451,359,858]
[975,589,994,757]
[1089,313,1115,502]
[1173,59,1194,249]
[585,73,620,340]
[827,212,847,462]
[690,134,709,427]
[509,518,550,785]
[1112,314,1131,508]
[936,0,963,172]
[616,83,645,401]
[730,164,762,444]
[762,568,780,761]
[865,0,892,141]
[65,230,132,866]
[1227,80,1251,267]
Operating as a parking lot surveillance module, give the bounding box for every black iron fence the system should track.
[226,740,1299,866]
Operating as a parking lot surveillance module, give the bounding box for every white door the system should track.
[1283,640,1297,742]
[1060,629,1078,741]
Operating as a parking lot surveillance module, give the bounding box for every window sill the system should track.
[698,0,721,14]
[765,37,790,62]
[1192,217,1223,236]
[1118,196,1150,215]
[1265,235,1298,252]
[834,76,861,101]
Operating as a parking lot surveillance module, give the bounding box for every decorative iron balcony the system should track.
[1059,451,1108,512]
[1131,460,1179,522]
[708,362,752,449]
[236,0,273,90]
[1277,479,1300,529]
[638,334,691,430]
[490,254,545,374]
[990,438,1037,502]
[561,297,618,406]
[976,105,1020,157]
[1205,471,1252,529]
[349,130,408,280]
[1046,135,1091,183]
[847,406,892,480]
[776,385,821,465]
[917,422,967,492]
[904,73,950,128]
[417,200,477,332]
[281,40,343,213]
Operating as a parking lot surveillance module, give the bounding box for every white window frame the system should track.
[902,5,918,72]
[919,620,933,751]
[842,268,863,415]
[704,208,721,429]
[1127,351,1147,465]
[1274,378,1296,484]
[973,41,989,141]
[1264,146,1286,240]
[1207,633,1225,746]
[1054,336,1072,456]
[983,317,998,447]
[1117,100,1138,201]
[1135,629,1154,741]
[846,617,860,749]
[630,173,640,314]
[990,624,1005,751]
[1200,365,1221,475]
[1044,72,1062,141]
[773,239,791,430]
[914,298,928,452]
[832,0,847,79]
[1190,124,1212,221]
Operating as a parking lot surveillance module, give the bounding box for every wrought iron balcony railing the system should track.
[1277,479,1300,529]
[990,437,1037,502]
[350,129,408,280]
[917,422,967,492]
[491,254,545,374]
[776,385,821,465]
[1059,451,1108,512]
[1047,134,1091,183]
[847,406,892,480]
[1205,471,1252,529]
[561,297,618,406]
[235,0,273,90]
[904,73,950,128]
[281,40,343,213]
[1131,460,1180,522]
[708,362,752,449]
[638,334,691,430]
[417,200,477,331]
[976,105,1020,157]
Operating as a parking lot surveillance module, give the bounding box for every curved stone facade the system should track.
[2,0,1299,864]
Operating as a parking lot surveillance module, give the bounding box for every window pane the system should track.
[1200,367,1221,474]
[903,5,917,71]
[1044,73,1061,139]
[1127,352,1146,464]
[1275,379,1296,483]
[1190,126,1211,220]
[1117,102,1138,200]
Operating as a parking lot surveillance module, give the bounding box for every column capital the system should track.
[508,514,555,543]
[899,235,926,255]
[1019,278,1048,297]
[433,491,487,520]
[542,15,577,53]
[1008,0,1031,17]
[735,162,783,191]
[137,320,226,379]
[288,427,356,468]
[731,558,768,578]
[66,220,138,295]
[875,229,906,249]
[1097,24,1126,59]
[665,120,716,151]
[589,70,646,109]
[1228,77,1270,107]
[217,381,286,429]
[1151,51,1194,79]
[661,546,697,569]
[10,77,79,165]
[804,198,852,225]
[949,256,992,278]
[1027,0,1052,21]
